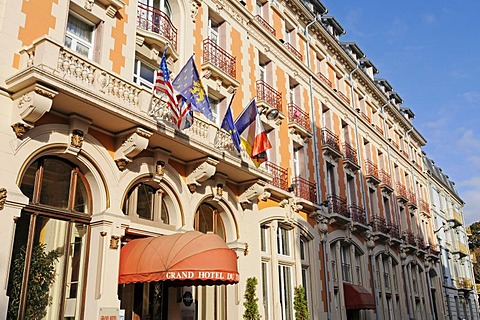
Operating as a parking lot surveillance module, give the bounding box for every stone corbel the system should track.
[65,114,92,156]
[114,128,152,171]
[186,157,219,193]
[152,148,171,183]
[239,180,267,209]
[96,0,126,18]
[212,173,227,202]
[11,83,57,138]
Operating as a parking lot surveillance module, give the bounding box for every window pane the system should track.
[262,262,270,320]
[67,14,93,42]
[136,184,155,220]
[277,227,290,256]
[160,199,169,224]
[40,158,72,209]
[20,162,38,201]
[278,265,293,320]
[73,175,89,213]
[197,205,214,233]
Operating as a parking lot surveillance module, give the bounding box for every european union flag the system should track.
[221,93,241,153]
[172,56,213,121]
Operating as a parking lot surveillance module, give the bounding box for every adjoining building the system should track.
[0,0,477,319]
[424,155,479,320]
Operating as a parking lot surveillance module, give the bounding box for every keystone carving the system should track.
[65,114,92,156]
[11,84,58,138]
[114,128,152,171]
[152,148,171,183]
[186,158,219,193]
[212,173,227,202]
[239,180,267,209]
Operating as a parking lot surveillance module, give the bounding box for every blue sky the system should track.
[320,1,480,225]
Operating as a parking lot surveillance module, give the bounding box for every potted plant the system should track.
[293,285,309,320]
[8,243,59,320]
[243,277,261,320]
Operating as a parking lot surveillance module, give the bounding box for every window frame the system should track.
[65,12,96,59]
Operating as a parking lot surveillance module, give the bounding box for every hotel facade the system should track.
[0,0,477,319]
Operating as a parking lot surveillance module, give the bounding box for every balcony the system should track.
[292,176,317,205]
[379,169,393,193]
[373,124,384,136]
[452,241,469,258]
[416,236,428,252]
[457,278,474,292]
[342,143,360,172]
[317,72,333,88]
[449,210,463,227]
[254,15,276,37]
[136,4,177,52]
[407,190,417,210]
[283,42,303,61]
[8,36,272,185]
[321,128,342,160]
[349,204,367,228]
[360,111,371,123]
[288,103,312,142]
[396,183,409,204]
[418,199,430,215]
[336,91,350,105]
[370,215,389,240]
[387,224,402,243]
[202,38,238,87]
[265,161,289,193]
[403,231,417,248]
[326,194,350,223]
[256,80,284,127]
[365,160,381,185]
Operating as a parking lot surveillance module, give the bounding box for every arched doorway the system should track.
[7,156,92,319]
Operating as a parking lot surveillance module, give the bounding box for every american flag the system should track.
[154,48,179,124]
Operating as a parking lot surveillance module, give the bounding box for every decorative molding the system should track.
[11,83,58,138]
[110,235,120,249]
[0,188,6,210]
[239,180,267,209]
[190,0,202,21]
[96,0,126,18]
[186,157,219,193]
[114,128,153,171]
[84,0,94,11]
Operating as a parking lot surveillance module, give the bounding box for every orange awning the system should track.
[118,231,239,286]
[343,283,375,310]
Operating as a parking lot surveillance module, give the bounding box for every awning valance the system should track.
[343,283,375,310]
[119,231,239,286]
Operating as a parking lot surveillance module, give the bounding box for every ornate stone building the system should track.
[0,0,476,319]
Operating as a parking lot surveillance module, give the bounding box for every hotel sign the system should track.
[165,271,238,281]
[99,308,119,320]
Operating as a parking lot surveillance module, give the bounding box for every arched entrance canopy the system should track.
[119,231,239,286]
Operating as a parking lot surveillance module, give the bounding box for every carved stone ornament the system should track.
[11,84,57,137]
[114,128,153,171]
[110,235,120,249]
[212,173,227,202]
[84,0,94,11]
[11,122,33,138]
[152,148,171,183]
[186,158,219,193]
[190,0,201,21]
[0,188,7,210]
[238,180,267,209]
[71,129,85,148]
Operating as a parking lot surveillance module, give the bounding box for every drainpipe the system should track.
[305,16,332,320]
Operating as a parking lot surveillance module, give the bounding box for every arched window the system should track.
[194,203,227,320]
[8,157,91,319]
[123,182,169,224]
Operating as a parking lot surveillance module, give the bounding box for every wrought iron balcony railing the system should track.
[396,182,408,201]
[418,199,430,213]
[321,128,341,154]
[256,80,282,113]
[292,176,317,204]
[288,103,310,132]
[265,161,289,191]
[379,169,392,188]
[254,15,276,36]
[203,38,236,78]
[137,4,177,50]
[387,223,401,240]
[349,204,366,225]
[370,215,388,234]
[283,42,303,61]
[337,91,350,105]
[343,143,358,165]
[403,231,416,247]
[317,72,332,88]
[327,194,349,218]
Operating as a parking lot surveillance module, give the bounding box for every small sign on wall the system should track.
[99,307,119,320]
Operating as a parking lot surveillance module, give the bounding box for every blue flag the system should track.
[221,92,241,152]
[172,56,213,121]
[234,99,258,134]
